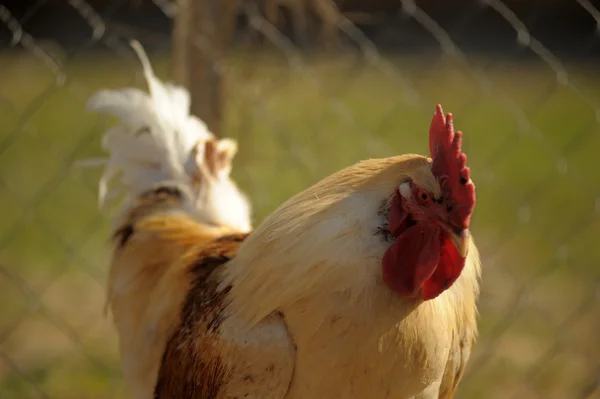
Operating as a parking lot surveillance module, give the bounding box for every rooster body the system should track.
[88,42,481,399]
[219,155,480,399]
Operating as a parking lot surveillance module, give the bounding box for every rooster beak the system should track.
[435,208,470,258]
[448,228,470,258]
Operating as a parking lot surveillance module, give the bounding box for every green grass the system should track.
[0,49,598,398]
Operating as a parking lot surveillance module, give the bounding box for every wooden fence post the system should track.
[172,0,237,137]
[172,0,191,88]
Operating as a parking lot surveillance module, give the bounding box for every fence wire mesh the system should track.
[0,0,599,398]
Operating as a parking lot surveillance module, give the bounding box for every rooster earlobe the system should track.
[389,190,409,237]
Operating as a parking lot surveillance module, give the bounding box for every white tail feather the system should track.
[86,40,252,233]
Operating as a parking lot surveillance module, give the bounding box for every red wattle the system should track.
[382,223,441,298]
[422,235,466,300]
[382,190,467,300]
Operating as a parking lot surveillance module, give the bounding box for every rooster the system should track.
[88,42,481,399]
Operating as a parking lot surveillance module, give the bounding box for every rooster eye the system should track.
[415,188,431,204]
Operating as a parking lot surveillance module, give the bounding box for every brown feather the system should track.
[106,186,243,399]
[154,234,247,399]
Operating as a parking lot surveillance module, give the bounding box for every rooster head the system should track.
[382,104,476,300]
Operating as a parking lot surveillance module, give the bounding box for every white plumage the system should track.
[86,41,252,232]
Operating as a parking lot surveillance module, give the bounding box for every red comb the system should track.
[429,104,475,230]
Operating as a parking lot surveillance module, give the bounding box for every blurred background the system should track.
[0,0,599,398]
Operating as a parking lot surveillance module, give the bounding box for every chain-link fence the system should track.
[0,0,599,398]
